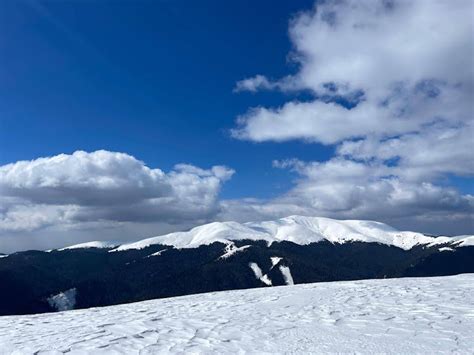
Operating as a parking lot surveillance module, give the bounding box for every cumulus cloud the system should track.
[233,0,473,144]
[0,150,234,234]
[234,0,472,94]
[227,0,474,234]
[232,83,471,145]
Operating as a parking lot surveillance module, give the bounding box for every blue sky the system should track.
[0,0,472,252]
[1,0,326,200]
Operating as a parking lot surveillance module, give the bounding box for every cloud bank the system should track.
[0,150,233,236]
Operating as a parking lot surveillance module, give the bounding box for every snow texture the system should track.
[58,241,118,251]
[110,216,473,252]
[47,289,77,312]
[453,236,474,247]
[0,275,472,354]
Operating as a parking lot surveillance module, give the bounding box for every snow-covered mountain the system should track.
[1,274,472,354]
[110,215,473,251]
[1,215,473,317]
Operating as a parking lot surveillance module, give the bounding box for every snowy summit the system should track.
[109,216,473,252]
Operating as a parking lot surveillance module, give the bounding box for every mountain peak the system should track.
[109,215,473,252]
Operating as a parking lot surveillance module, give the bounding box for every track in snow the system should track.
[1,274,473,354]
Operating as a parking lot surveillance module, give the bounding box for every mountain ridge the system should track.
[1,215,472,316]
[53,215,473,253]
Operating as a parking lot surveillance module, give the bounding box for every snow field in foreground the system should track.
[0,274,473,354]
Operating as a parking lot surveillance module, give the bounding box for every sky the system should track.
[0,0,473,252]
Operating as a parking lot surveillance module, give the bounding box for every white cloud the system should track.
[337,122,474,181]
[0,198,74,232]
[232,82,471,145]
[232,0,473,144]
[272,158,473,218]
[234,75,276,92]
[227,0,474,234]
[220,158,474,235]
[236,0,472,95]
[0,150,234,234]
[234,75,298,93]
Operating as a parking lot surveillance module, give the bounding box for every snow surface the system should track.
[218,244,251,259]
[453,235,474,247]
[147,249,168,257]
[1,274,472,354]
[248,262,272,286]
[270,256,283,268]
[110,216,473,252]
[279,265,295,285]
[58,241,118,251]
